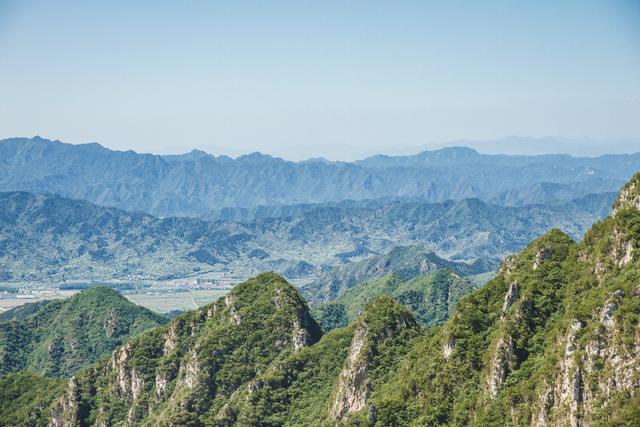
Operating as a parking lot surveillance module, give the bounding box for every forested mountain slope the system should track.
[0,287,166,378]
[312,269,477,331]
[302,245,488,305]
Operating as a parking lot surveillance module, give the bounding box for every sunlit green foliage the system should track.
[0,287,166,377]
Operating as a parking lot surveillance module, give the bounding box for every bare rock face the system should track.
[51,377,80,427]
[533,247,553,270]
[103,309,118,338]
[611,228,633,268]
[329,323,371,420]
[580,291,639,420]
[613,177,640,215]
[180,349,201,390]
[224,294,242,325]
[501,281,520,315]
[499,255,517,278]
[552,320,583,427]
[486,335,514,398]
[292,319,311,351]
[329,297,418,423]
[442,336,455,360]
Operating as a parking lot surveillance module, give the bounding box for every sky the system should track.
[0,0,639,160]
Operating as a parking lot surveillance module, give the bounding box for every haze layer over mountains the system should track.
[1,136,636,217]
[0,136,633,282]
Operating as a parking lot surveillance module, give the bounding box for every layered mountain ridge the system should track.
[0,136,635,217]
[0,190,614,281]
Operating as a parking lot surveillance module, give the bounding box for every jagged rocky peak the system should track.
[49,273,323,426]
[329,296,419,422]
[613,171,640,214]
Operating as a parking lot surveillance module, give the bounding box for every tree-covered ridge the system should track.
[48,273,323,426]
[312,269,477,331]
[223,296,421,426]
[366,175,640,425]
[303,245,491,305]
[0,286,166,378]
[0,372,64,427]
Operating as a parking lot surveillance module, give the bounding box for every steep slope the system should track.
[0,136,634,217]
[215,296,421,426]
[303,246,490,305]
[48,273,322,426]
[366,174,640,426]
[312,270,477,331]
[0,299,53,321]
[0,287,166,377]
[0,372,65,427]
[0,191,612,281]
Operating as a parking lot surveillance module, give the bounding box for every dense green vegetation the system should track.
[312,269,477,331]
[0,372,64,427]
[303,245,490,305]
[48,273,323,426]
[1,174,640,426]
[0,287,166,377]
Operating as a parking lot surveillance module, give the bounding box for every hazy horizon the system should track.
[3,134,640,161]
[1,1,639,160]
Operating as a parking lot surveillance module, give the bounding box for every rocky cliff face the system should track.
[369,173,640,426]
[328,297,419,422]
[49,273,321,426]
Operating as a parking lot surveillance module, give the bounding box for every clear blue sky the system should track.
[0,0,638,159]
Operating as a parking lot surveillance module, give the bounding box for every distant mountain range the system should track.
[0,136,637,217]
[422,136,640,156]
[0,190,615,281]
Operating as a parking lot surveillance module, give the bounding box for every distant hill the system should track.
[303,246,489,305]
[0,191,615,281]
[421,136,640,156]
[0,287,166,377]
[312,269,478,331]
[0,136,636,217]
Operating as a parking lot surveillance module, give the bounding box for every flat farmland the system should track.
[125,289,229,313]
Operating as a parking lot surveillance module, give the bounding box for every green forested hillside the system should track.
[0,372,64,427]
[0,287,166,377]
[2,174,640,426]
[303,245,490,305]
[312,269,477,331]
[367,175,640,426]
